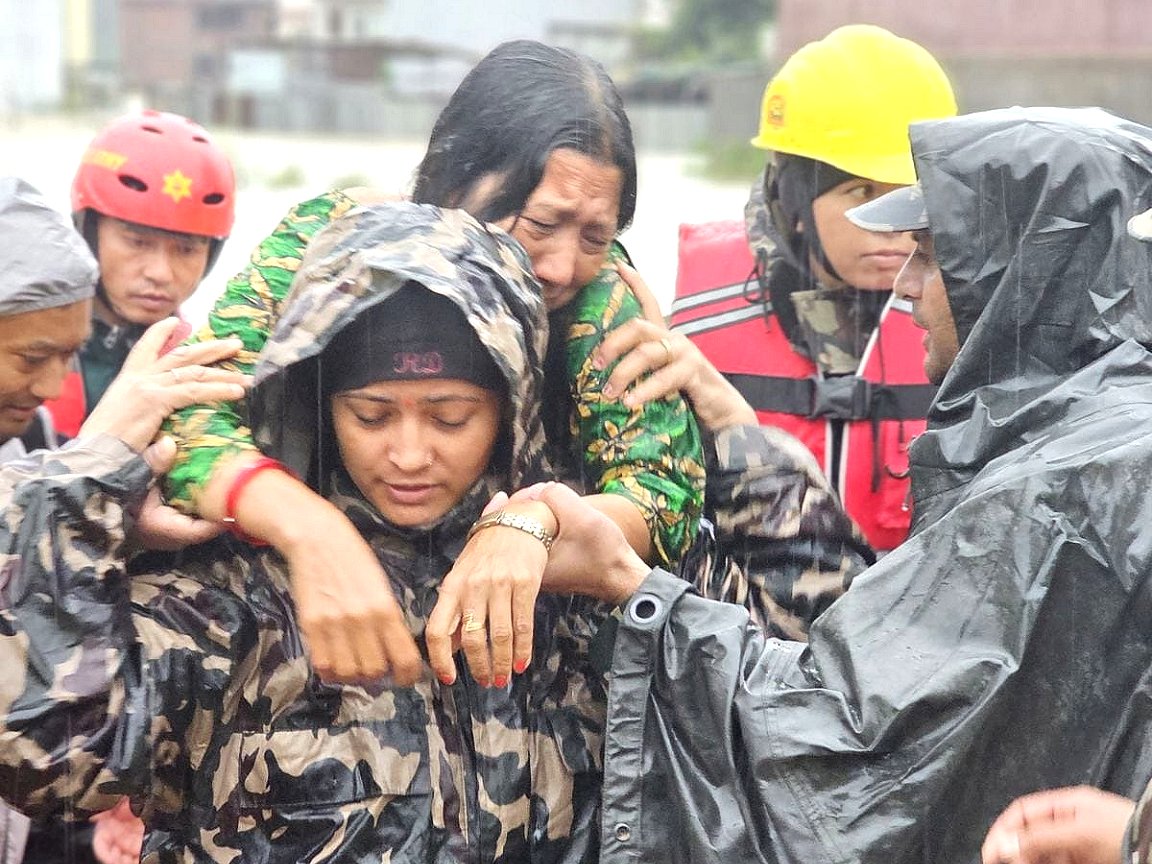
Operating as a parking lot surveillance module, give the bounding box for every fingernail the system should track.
[592,353,605,370]
[513,659,528,674]
[622,393,636,407]
[602,382,615,398]
[438,673,455,686]
[494,675,508,688]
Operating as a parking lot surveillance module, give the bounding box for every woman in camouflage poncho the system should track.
[0,203,609,863]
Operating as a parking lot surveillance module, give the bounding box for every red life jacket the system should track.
[44,368,87,441]
[671,219,936,552]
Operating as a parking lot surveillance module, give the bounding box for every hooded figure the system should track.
[0,203,611,863]
[0,176,96,458]
[0,172,98,864]
[902,107,1152,531]
[590,107,1152,863]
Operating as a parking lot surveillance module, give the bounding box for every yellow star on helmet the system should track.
[161,169,193,203]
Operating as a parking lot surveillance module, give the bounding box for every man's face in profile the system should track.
[894,233,959,385]
[0,300,90,442]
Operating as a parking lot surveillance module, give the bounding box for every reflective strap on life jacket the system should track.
[670,279,769,338]
[726,373,937,422]
[670,280,750,315]
[42,369,87,441]
[673,304,767,338]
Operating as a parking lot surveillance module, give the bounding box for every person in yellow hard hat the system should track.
[594,24,957,638]
[635,25,954,549]
[738,24,957,552]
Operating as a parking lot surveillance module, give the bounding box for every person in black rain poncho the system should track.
[517,106,1152,863]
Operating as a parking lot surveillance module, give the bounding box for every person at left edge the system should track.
[43,109,236,440]
[0,177,245,864]
[0,176,96,864]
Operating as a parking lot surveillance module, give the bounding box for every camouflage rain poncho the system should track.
[0,203,610,863]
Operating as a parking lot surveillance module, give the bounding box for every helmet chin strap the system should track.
[799,199,846,286]
[93,282,135,329]
[771,154,855,286]
[75,213,135,328]
[73,211,125,326]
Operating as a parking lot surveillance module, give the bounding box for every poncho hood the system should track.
[248,201,550,511]
[0,176,97,315]
[908,107,1152,526]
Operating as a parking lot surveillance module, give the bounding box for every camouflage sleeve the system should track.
[161,190,361,513]
[682,424,876,641]
[0,435,155,819]
[566,249,706,566]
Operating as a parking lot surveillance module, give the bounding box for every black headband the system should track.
[319,283,505,399]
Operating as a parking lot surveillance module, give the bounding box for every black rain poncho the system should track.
[597,107,1152,863]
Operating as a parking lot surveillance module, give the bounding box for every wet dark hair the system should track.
[412,39,637,232]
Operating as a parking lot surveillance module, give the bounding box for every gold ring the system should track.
[659,337,673,365]
[461,610,485,633]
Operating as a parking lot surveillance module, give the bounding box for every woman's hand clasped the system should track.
[282,508,425,687]
[425,494,557,688]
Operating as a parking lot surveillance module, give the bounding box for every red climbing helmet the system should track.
[72,109,235,240]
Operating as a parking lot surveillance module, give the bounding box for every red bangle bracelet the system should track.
[222,456,295,546]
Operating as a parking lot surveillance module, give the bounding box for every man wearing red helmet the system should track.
[44,110,235,440]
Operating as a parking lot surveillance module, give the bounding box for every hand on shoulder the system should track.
[596,262,757,430]
[80,318,248,454]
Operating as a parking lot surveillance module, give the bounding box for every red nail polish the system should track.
[513,659,528,674]
[494,675,508,688]
[438,673,455,686]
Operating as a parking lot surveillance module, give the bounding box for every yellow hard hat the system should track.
[752,24,957,185]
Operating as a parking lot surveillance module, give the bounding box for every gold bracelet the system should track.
[467,509,555,550]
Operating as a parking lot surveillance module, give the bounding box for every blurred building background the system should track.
[775,0,1152,126]
[5,0,1152,149]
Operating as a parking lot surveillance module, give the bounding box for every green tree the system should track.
[657,0,775,62]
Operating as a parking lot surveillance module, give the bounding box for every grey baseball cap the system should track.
[1128,206,1152,242]
[846,182,928,233]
